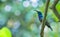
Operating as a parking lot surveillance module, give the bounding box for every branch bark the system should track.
[40,0,50,37]
[50,0,60,21]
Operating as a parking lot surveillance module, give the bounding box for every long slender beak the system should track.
[34,10,38,12]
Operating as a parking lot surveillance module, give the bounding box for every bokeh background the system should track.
[0,0,60,37]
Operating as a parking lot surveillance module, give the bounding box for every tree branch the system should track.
[50,0,60,21]
[40,0,50,37]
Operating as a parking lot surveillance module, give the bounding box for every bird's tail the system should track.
[49,26,53,31]
[46,24,53,31]
[45,21,53,31]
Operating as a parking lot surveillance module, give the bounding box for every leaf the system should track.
[0,27,12,37]
[56,3,60,14]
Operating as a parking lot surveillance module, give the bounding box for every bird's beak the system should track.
[34,10,38,12]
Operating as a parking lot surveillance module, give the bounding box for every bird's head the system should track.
[34,10,43,20]
[34,10,42,15]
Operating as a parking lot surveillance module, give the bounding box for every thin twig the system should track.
[50,0,60,21]
[40,0,50,37]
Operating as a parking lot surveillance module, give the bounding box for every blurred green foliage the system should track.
[0,0,60,37]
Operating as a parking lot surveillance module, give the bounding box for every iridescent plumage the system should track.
[35,10,53,31]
